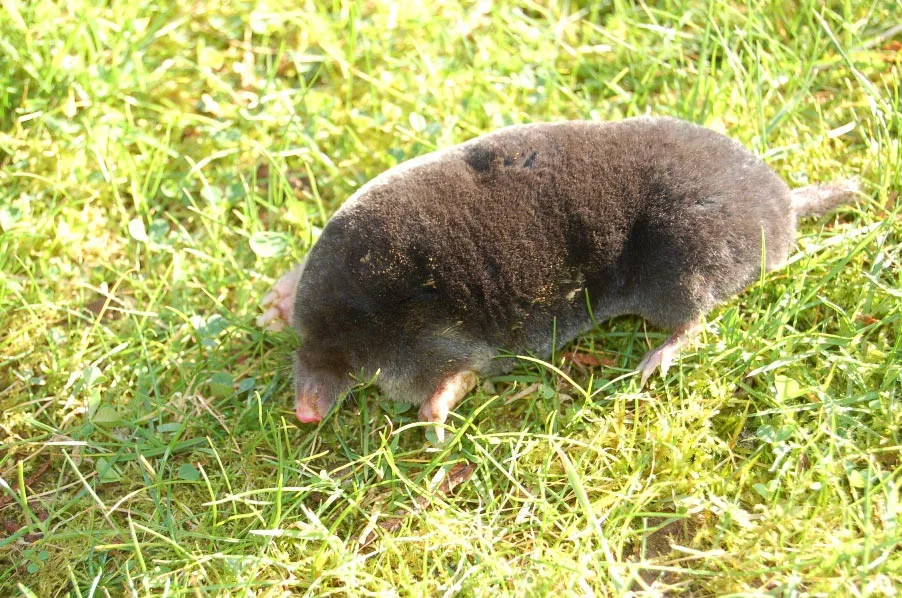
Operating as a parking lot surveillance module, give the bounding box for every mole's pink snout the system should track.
[295,395,322,423]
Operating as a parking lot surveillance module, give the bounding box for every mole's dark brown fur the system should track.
[259,116,857,431]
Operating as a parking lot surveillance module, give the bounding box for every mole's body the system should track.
[257,117,857,438]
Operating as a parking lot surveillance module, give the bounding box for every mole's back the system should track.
[300,118,792,355]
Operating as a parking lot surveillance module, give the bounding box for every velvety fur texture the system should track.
[288,116,855,417]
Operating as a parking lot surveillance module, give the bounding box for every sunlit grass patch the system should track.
[1,0,900,595]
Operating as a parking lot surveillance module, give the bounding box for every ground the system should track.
[1,0,900,595]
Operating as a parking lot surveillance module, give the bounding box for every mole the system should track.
[256,116,859,441]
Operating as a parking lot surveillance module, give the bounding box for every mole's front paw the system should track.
[256,265,303,332]
[418,370,478,443]
[637,321,701,386]
[637,342,678,386]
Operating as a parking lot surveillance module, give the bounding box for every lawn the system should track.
[1,0,900,595]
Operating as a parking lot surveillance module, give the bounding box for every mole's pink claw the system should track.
[257,263,304,332]
[418,370,478,443]
[255,307,285,331]
[637,321,701,387]
[637,341,677,386]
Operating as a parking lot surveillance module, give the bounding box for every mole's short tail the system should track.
[791,180,860,218]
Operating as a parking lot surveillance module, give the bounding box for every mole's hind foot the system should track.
[256,264,304,332]
[637,322,701,386]
[418,370,478,443]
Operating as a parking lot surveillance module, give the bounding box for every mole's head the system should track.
[288,206,416,423]
[289,241,377,423]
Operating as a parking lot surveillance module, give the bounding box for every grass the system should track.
[1,0,900,595]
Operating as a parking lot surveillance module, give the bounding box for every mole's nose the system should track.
[295,397,322,423]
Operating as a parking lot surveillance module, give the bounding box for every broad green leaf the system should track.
[210,371,234,398]
[128,218,149,242]
[91,404,121,425]
[177,463,201,482]
[249,231,288,258]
